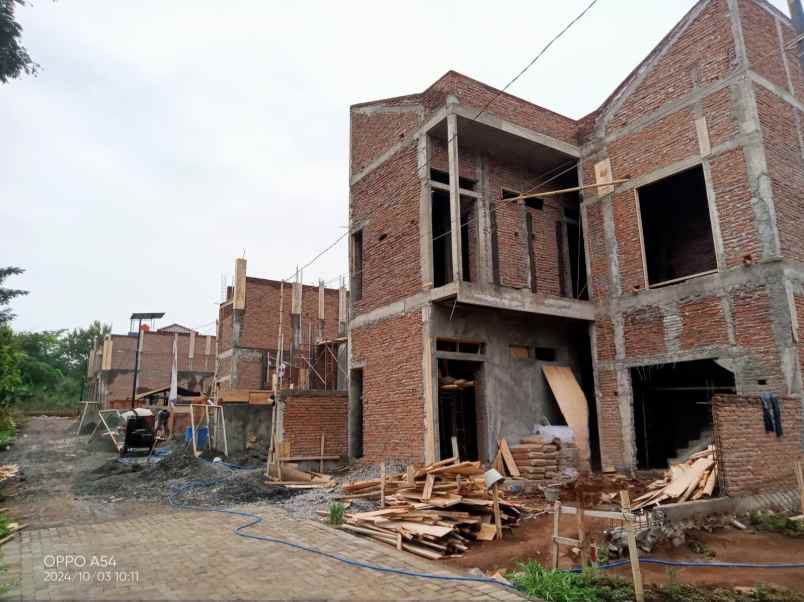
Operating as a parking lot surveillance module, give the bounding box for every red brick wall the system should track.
[585,201,610,300]
[741,0,788,92]
[239,278,341,351]
[594,318,617,362]
[732,284,786,391]
[282,391,348,457]
[350,106,422,176]
[754,84,804,264]
[595,368,625,469]
[351,312,424,462]
[713,393,801,496]
[623,306,666,358]
[422,71,578,146]
[351,146,422,315]
[679,296,730,350]
[606,0,735,133]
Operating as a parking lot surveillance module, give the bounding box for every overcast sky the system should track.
[1,0,789,335]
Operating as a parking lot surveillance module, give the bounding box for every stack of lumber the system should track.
[632,446,717,510]
[338,458,523,559]
[0,465,18,481]
[508,436,561,482]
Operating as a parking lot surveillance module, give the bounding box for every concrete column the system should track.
[338,283,347,336]
[418,134,434,288]
[318,279,325,341]
[477,154,494,285]
[447,108,462,283]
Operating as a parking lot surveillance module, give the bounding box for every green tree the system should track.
[0,267,26,405]
[0,0,37,84]
[0,324,22,404]
[59,321,111,378]
[0,266,27,323]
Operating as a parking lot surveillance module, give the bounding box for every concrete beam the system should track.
[450,104,580,158]
[456,281,596,321]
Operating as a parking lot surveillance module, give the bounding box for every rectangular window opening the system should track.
[460,196,476,283]
[533,347,557,362]
[436,338,485,354]
[430,168,477,191]
[638,165,716,287]
[351,230,364,301]
[431,190,452,287]
[510,344,530,359]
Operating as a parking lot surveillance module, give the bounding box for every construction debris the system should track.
[337,457,524,559]
[0,465,19,481]
[266,462,335,490]
[632,446,717,510]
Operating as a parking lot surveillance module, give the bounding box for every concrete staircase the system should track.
[667,427,714,467]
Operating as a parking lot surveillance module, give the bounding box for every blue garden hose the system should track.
[168,470,522,592]
[168,462,804,594]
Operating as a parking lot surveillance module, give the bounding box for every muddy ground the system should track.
[447,506,804,593]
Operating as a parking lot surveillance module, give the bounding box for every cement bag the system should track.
[533,425,574,444]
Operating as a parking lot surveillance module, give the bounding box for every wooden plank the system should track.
[451,436,460,462]
[279,455,340,462]
[498,439,520,478]
[233,257,247,310]
[320,433,325,474]
[795,461,804,516]
[423,473,435,501]
[551,500,561,570]
[476,523,497,541]
[553,535,580,547]
[380,463,386,508]
[542,365,590,468]
[492,483,502,540]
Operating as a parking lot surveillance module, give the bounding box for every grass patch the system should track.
[507,562,804,602]
[327,501,346,526]
[507,563,632,602]
[749,511,804,538]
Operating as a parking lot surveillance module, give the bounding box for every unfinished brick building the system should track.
[215,258,348,394]
[348,0,804,470]
[87,325,216,403]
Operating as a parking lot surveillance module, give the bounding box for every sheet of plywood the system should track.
[542,365,590,469]
[498,438,521,477]
[233,257,247,310]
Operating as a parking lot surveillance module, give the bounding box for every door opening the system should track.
[437,359,482,461]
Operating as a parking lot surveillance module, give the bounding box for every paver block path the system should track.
[3,502,523,600]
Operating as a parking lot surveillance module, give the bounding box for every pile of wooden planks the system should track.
[266,462,336,490]
[337,457,523,559]
[632,446,718,510]
[0,465,18,481]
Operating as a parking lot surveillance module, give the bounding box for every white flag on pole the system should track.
[168,334,178,406]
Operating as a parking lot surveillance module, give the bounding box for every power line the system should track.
[283,0,601,283]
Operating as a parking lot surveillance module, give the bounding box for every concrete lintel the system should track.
[217,348,233,360]
[611,260,785,313]
[349,283,458,330]
[351,102,423,116]
[429,180,481,198]
[455,281,596,321]
[598,346,736,372]
[450,104,580,158]
[434,350,486,362]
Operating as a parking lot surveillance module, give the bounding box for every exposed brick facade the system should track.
[87,330,216,403]
[713,394,801,496]
[216,272,344,392]
[348,0,804,471]
[281,391,348,457]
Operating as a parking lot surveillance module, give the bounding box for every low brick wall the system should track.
[281,390,348,457]
[712,394,801,496]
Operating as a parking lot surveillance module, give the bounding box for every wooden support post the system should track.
[795,461,804,515]
[576,496,588,567]
[189,406,198,457]
[620,490,644,602]
[451,436,460,462]
[492,483,503,541]
[552,500,561,570]
[380,463,386,508]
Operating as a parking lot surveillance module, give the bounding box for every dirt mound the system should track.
[74,444,292,506]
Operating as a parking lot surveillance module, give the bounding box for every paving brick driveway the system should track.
[3,502,522,600]
[0,419,522,600]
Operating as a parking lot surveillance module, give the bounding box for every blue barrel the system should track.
[185,426,209,448]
